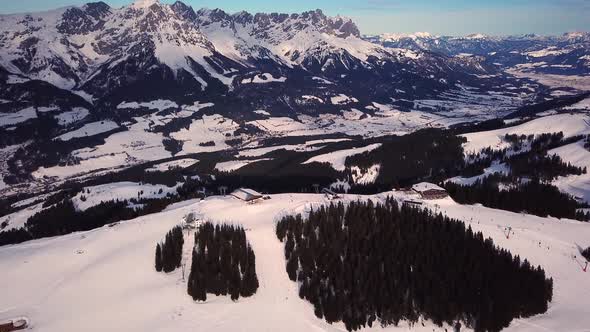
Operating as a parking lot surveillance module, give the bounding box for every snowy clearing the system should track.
[71,182,179,211]
[117,100,179,111]
[145,159,199,173]
[214,159,272,172]
[461,114,590,153]
[303,143,382,171]
[0,203,43,232]
[54,108,90,126]
[36,118,171,179]
[241,73,287,84]
[171,115,239,154]
[330,94,359,105]
[55,121,120,141]
[550,140,590,203]
[0,107,37,127]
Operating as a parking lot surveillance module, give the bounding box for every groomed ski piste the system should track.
[1,190,589,332]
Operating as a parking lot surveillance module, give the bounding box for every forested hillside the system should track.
[276,199,553,332]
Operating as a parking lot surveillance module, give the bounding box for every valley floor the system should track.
[0,193,589,332]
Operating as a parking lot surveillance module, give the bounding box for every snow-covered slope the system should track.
[461,113,590,153]
[550,140,590,202]
[0,192,589,331]
[303,143,381,171]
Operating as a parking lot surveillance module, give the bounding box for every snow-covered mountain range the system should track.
[0,0,518,110]
[0,0,588,196]
[365,32,590,75]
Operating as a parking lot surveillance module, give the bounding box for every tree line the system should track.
[444,175,589,221]
[187,222,258,302]
[463,132,586,182]
[0,175,214,247]
[276,199,553,332]
[0,196,174,246]
[155,225,184,273]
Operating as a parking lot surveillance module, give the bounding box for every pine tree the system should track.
[155,243,163,272]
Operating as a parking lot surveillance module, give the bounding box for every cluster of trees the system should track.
[528,132,584,151]
[187,223,258,302]
[276,199,553,332]
[0,171,218,247]
[346,129,466,190]
[504,92,590,119]
[507,153,586,181]
[7,126,123,184]
[583,247,590,261]
[162,137,184,155]
[503,132,583,152]
[0,196,175,246]
[461,132,586,181]
[155,226,184,273]
[444,176,589,221]
[462,147,508,178]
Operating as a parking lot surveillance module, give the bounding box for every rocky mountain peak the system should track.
[170,1,197,21]
[193,7,359,39]
[132,0,160,9]
[58,2,111,34]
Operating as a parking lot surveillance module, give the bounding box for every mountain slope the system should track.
[0,0,557,195]
[0,193,589,331]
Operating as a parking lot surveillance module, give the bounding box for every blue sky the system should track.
[1,0,589,36]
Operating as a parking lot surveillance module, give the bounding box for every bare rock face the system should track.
[57,2,111,35]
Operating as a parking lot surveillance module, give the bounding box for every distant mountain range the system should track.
[365,31,590,75]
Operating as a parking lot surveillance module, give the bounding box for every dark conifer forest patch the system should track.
[276,199,553,332]
[345,128,466,191]
[155,225,184,273]
[582,247,590,261]
[444,176,589,221]
[187,223,259,302]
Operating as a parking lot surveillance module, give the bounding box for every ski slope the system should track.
[1,191,589,332]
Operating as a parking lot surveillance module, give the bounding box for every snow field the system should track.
[303,143,382,171]
[461,113,590,154]
[0,107,37,127]
[56,120,119,141]
[145,159,199,173]
[35,117,173,179]
[550,140,590,203]
[214,159,272,172]
[72,182,179,211]
[1,192,588,331]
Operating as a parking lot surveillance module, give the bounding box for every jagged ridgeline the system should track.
[187,223,259,301]
[155,225,184,273]
[276,199,553,332]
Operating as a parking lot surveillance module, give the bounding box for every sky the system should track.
[0,0,589,36]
